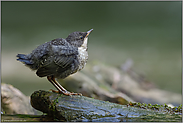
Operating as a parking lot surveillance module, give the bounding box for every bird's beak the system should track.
[86,29,93,37]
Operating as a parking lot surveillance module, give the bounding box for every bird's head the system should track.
[66,29,93,47]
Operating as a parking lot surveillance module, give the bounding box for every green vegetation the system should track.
[127,102,182,115]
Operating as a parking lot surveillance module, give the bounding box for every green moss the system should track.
[164,103,168,107]
[126,102,182,115]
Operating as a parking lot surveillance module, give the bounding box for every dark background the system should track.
[1,1,182,95]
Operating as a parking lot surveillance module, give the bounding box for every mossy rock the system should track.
[30,90,182,122]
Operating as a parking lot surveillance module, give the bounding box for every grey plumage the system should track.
[16,29,93,95]
[17,36,81,78]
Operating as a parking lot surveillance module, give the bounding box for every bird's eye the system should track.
[80,36,83,39]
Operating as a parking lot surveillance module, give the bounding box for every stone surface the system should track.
[30,90,182,122]
[1,83,35,115]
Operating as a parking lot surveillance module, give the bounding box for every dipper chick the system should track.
[16,29,93,96]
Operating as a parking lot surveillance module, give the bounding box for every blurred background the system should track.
[1,1,182,96]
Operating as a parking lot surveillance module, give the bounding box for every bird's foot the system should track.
[62,91,82,96]
[66,92,82,96]
[49,89,82,96]
[49,89,60,93]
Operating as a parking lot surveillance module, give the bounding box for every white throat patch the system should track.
[81,37,88,48]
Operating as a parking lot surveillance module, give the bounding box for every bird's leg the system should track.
[47,76,82,96]
[47,76,62,93]
[51,76,82,96]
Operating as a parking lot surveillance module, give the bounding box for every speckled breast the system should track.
[77,47,88,71]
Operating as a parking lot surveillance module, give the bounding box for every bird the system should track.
[16,29,93,96]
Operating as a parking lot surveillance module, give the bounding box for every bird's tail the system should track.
[16,54,33,65]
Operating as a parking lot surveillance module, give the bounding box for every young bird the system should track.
[16,29,93,96]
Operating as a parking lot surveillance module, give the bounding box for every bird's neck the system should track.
[80,37,88,49]
[78,37,88,56]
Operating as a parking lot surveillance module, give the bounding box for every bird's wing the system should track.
[36,38,78,77]
[54,54,76,68]
[50,38,78,67]
[36,56,58,77]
